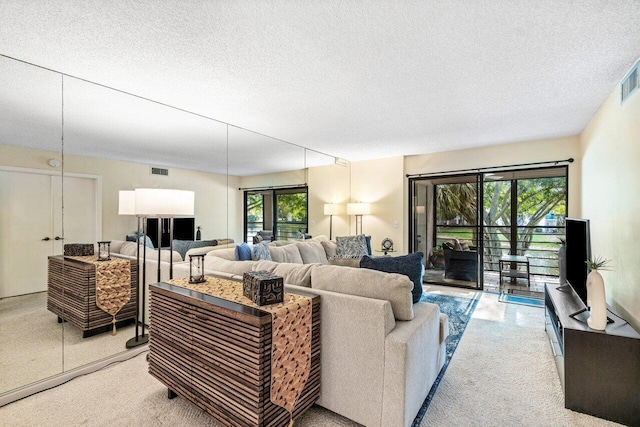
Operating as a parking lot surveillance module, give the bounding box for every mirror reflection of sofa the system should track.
[252,230,274,243]
[442,240,477,282]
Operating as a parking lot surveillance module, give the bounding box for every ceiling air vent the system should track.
[621,61,638,105]
[151,167,169,176]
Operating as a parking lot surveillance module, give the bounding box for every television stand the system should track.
[544,284,640,426]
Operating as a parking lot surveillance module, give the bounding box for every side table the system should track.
[374,249,397,256]
[47,255,137,337]
[498,255,531,287]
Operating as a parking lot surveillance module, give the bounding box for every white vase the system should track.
[587,270,607,330]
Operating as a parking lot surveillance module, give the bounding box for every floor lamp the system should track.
[119,191,149,348]
[134,189,195,340]
[324,203,342,240]
[347,202,370,235]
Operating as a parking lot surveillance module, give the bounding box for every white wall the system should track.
[580,62,640,330]
[0,144,242,244]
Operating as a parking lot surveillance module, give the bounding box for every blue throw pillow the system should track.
[360,252,424,303]
[126,233,154,249]
[235,242,252,261]
[364,235,372,256]
[252,241,272,261]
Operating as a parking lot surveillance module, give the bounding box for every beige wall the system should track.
[0,144,242,245]
[351,157,405,253]
[307,163,351,239]
[580,64,640,329]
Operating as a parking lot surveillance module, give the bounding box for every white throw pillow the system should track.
[295,241,328,264]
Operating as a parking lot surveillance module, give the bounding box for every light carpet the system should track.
[0,292,135,394]
[0,293,622,426]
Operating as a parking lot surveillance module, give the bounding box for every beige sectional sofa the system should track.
[168,239,449,427]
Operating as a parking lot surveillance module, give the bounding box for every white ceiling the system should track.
[1,0,640,170]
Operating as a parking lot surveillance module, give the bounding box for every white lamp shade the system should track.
[118,191,136,215]
[324,203,343,215]
[135,189,195,217]
[347,202,371,216]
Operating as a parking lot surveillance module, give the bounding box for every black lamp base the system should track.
[125,334,149,348]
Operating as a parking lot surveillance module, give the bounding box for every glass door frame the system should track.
[408,173,483,290]
[408,165,569,292]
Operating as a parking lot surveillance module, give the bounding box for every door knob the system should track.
[42,237,51,241]
[55,236,63,241]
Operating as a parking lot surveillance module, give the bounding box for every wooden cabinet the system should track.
[544,284,640,426]
[47,256,137,337]
[149,281,320,427]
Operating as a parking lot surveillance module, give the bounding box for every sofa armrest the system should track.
[284,284,395,427]
[382,302,442,427]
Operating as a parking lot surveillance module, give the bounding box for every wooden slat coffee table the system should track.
[148,280,321,427]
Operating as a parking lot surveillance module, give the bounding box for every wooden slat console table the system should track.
[149,281,321,427]
[47,255,137,338]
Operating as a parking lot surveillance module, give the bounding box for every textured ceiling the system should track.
[1,0,640,171]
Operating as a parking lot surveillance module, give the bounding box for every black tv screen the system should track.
[145,217,195,248]
[564,218,591,305]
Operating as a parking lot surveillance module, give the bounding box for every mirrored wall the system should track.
[0,53,337,399]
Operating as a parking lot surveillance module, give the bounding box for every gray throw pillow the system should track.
[336,235,369,258]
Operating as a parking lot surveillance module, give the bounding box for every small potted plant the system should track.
[586,256,611,331]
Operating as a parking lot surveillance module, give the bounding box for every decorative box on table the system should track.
[243,270,284,306]
[63,243,94,256]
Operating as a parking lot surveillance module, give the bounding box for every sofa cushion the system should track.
[185,246,218,258]
[328,256,361,268]
[311,264,414,320]
[253,261,315,288]
[109,240,126,254]
[336,235,369,258]
[360,252,424,303]
[252,241,272,261]
[321,240,337,258]
[204,256,260,276]
[295,241,329,264]
[206,247,236,260]
[120,241,183,262]
[171,239,218,259]
[269,244,304,264]
[235,242,252,261]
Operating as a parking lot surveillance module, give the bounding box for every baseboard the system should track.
[0,345,148,408]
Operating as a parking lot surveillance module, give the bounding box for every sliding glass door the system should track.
[482,167,567,293]
[411,175,482,289]
[244,186,308,242]
[410,166,567,292]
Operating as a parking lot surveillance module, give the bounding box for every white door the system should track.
[0,171,98,298]
[52,175,97,253]
[0,171,54,297]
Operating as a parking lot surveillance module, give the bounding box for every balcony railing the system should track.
[247,220,308,242]
[435,224,565,277]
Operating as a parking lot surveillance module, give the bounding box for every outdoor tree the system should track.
[436,177,566,271]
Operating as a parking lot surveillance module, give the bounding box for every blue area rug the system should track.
[411,292,481,426]
[498,291,544,308]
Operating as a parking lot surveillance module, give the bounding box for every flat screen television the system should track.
[563,218,591,306]
[145,217,195,248]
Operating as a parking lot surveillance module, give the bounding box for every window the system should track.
[244,186,308,242]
